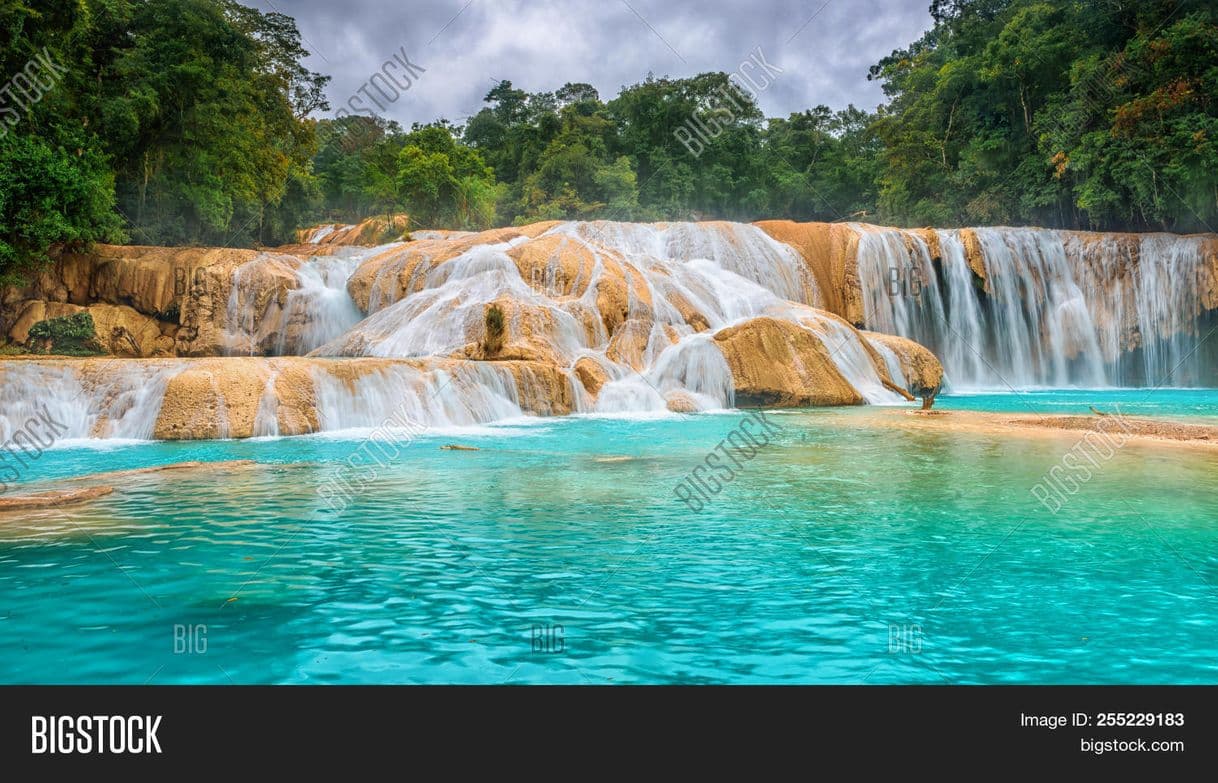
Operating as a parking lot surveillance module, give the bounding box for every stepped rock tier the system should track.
[2,218,1214,441]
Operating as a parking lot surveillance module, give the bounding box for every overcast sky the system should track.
[250,0,934,125]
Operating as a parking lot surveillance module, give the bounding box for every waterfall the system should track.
[305,224,340,244]
[0,358,562,442]
[274,252,367,355]
[0,220,955,441]
[252,370,281,438]
[310,361,533,430]
[1116,234,1211,386]
[318,220,899,410]
[0,361,174,442]
[595,332,738,413]
[853,225,1214,388]
[225,247,385,357]
[224,260,264,357]
[316,241,590,361]
[557,220,823,306]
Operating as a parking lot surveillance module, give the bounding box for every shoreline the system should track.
[855,408,1218,451]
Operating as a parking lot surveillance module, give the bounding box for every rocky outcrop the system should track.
[6,301,174,357]
[505,232,652,339]
[344,223,561,312]
[863,331,944,400]
[502,360,577,416]
[0,461,262,513]
[0,244,269,357]
[573,356,610,400]
[3,245,244,347]
[958,228,987,289]
[0,485,114,510]
[0,355,579,441]
[754,220,864,325]
[152,357,319,439]
[664,390,701,413]
[76,460,258,482]
[183,252,306,356]
[151,355,576,439]
[856,408,1218,449]
[296,214,411,246]
[455,297,572,365]
[713,317,863,407]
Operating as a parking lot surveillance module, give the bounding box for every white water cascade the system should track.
[309,362,537,431]
[0,220,937,442]
[225,248,381,357]
[313,220,904,412]
[275,252,367,355]
[854,225,1214,388]
[0,361,176,441]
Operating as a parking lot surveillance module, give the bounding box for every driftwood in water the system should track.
[881,378,915,402]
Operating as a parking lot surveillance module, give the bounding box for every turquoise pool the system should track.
[939,387,1218,419]
[1,390,1216,684]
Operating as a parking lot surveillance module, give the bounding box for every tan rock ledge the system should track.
[0,461,265,516]
[67,460,259,483]
[0,485,114,511]
[865,409,1218,449]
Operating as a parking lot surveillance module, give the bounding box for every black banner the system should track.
[0,686,1211,772]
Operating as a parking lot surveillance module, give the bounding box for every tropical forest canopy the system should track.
[1,0,1215,283]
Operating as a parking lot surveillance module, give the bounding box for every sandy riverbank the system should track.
[860,408,1218,450]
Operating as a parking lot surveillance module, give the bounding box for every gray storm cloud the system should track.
[252,0,933,124]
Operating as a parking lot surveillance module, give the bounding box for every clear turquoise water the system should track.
[940,387,1218,419]
[1,390,1216,684]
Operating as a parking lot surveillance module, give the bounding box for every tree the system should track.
[313,115,406,221]
[869,0,1218,231]
[93,0,326,245]
[396,124,499,229]
[0,0,123,283]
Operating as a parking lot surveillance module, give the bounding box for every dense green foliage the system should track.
[27,311,103,354]
[0,1,123,284]
[2,0,1213,284]
[313,75,875,227]
[97,0,328,246]
[396,124,501,229]
[0,0,325,282]
[313,0,1215,233]
[870,0,1218,231]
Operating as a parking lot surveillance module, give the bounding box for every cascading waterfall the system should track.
[274,252,368,355]
[310,362,534,431]
[225,248,386,357]
[559,220,822,306]
[305,224,340,244]
[224,260,264,357]
[854,225,1214,388]
[0,362,175,441]
[316,220,902,411]
[0,220,943,442]
[1097,233,1211,386]
[252,371,281,438]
